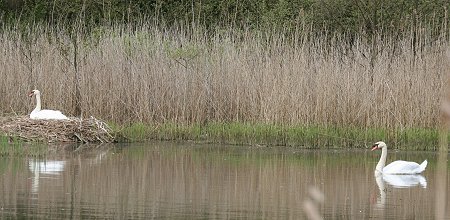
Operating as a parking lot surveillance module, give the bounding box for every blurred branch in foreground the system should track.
[303,187,324,220]
[436,50,450,219]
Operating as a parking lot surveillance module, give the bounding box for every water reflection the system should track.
[0,143,446,219]
[373,173,427,210]
[382,174,427,188]
[374,174,386,209]
[28,159,65,194]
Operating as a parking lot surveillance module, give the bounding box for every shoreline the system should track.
[1,118,443,156]
[0,116,442,150]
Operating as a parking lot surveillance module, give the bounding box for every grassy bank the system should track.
[0,121,441,151]
[117,122,441,150]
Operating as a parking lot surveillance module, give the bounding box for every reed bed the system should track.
[0,24,448,141]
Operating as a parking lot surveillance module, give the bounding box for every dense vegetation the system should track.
[0,0,449,148]
[1,0,449,37]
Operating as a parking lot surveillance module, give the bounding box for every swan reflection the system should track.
[374,174,386,208]
[374,173,427,208]
[29,159,66,193]
[382,174,427,188]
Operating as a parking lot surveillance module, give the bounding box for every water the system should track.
[0,142,447,219]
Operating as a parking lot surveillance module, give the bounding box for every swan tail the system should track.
[418,160,428,173]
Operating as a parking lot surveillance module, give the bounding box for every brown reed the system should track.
[0,24,448,131]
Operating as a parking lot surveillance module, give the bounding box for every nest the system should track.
[0,116,115,143]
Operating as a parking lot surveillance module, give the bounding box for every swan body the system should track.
[383,160,427,174]
[371,141,427,174]
[28,89,68,120]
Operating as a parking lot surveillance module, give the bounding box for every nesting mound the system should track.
[0,116,115,143]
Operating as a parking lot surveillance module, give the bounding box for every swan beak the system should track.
[371,145,379,151]
[28,91,34,97]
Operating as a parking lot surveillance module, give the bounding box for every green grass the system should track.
[0,134,48,157]
[0,121,442,155]
[114,122,443,150]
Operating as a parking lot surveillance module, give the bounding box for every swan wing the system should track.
[383,160,426,174]
[31,110,68,120]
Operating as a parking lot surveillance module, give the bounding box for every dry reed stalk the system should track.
[0,116,115,143]
[0,25,447,131]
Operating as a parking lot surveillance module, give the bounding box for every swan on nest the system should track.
[28,89,68,120]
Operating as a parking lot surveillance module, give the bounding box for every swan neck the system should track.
[376,147,387,173]
[34,93,41,112]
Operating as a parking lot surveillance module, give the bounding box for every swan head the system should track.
[28,89,40,97]
[371,141,387,151]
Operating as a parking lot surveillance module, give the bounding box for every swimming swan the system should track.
[371,141,427,174]
[28,89,68,120]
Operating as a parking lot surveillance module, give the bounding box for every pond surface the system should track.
[0,142,448,219]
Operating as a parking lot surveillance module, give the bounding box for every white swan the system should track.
[371,141,427,174]
[28,89,68,120]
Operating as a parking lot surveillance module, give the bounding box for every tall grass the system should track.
[0,23,448,134]
[115,122,441,149]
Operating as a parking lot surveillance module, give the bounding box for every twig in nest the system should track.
[0,116,115,143]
